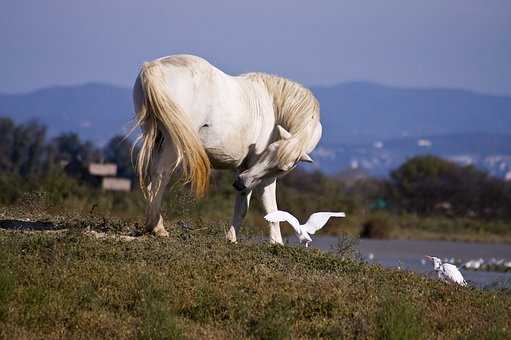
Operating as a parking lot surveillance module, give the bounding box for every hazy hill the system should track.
[0,83,133,144]
[313,82,511,145]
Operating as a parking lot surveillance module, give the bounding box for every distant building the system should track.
[88,163,117,176]
[102,177,131,192]
[87,162,131,191]
[505,171,511,181]
[417,139,432,147]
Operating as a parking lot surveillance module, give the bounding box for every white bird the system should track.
[464,258,484,270]
[425,256,467,286]
[264,210,346,247]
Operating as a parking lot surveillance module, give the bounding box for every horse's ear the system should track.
[276,125,292,140]
[300,153,314,163]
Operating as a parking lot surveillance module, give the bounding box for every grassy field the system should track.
[0,215,510,339]
[1,172,510,245]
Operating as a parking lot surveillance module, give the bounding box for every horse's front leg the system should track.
[258,179,283,245]
[226,191,252,243]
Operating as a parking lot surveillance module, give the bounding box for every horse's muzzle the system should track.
[232,178,247,192]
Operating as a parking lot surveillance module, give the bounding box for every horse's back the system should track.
[148,55,226,112]
[157,54,222,76]
[137,54,262,168]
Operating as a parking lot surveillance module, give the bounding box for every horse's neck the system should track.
[237,74,321,162]
[237,77,277,152]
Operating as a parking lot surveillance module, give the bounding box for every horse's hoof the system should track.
[226,235,237,243]
[153,226,169,237]
[270,239,284,246]
[226,226,237,243]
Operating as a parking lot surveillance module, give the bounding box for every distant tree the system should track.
[390,155,511,219]
[103,135,136,179]
[348,178,389,211]
[50,133,101,164]
[0,118,47,177]
[48,132,101,179]
[0,118,16,172]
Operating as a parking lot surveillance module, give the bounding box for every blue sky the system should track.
[1,0,510,94]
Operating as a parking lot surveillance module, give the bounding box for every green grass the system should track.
[0,217,510,339]
[377,295,425,339]
[1,168,510,243]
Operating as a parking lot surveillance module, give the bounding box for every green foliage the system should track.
[390,155,511,219]
[0,118,47,177]
[50,132,102,164]
[1,118,510,241]
[0,222,509,339]
[377,296,425,340]
[0,267,15,321]
[0,172,27,204]
[361,212,395,239]
[248,299,293,340]
[103,135,136,179]
[137,274,185,340]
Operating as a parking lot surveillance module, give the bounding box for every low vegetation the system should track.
[1,117,510,338]
[0,216,510,339]
[2,117,511,243]
[1,169,510,244]
[360,213,395,239]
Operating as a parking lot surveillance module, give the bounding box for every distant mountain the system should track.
[312,82,511,145]
[1,81,510,175]
[0,83,133,145]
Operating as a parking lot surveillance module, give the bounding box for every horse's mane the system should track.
[243,73,320,164]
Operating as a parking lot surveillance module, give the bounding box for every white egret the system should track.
[464,258,484,269]
[264,210,346,247]
[425,256,467,286]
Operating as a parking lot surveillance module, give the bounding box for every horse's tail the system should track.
[134,60,211,198]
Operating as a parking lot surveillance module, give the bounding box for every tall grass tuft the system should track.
[377,296,425,340]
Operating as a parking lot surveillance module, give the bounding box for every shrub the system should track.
[360,213,395,239]
[377,296,425,340]
[390,155,511,219]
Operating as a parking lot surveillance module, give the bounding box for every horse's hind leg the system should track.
[144,142,175,237]
[258,180,283,245]
[226,191,252,243]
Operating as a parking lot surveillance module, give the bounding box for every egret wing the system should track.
[264,211,301,234]
[442,264,467,286]
[303,212,346,234]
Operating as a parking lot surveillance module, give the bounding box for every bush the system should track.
[377,296,425,339]
[360,213,395,239]
[390,155,511,220]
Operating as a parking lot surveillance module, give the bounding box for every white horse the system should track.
[133,54,322,244]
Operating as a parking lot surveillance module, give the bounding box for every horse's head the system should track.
[233,125,313,192]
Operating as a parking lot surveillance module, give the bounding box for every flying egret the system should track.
[425,256,467,286]
[264,210,346,247]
